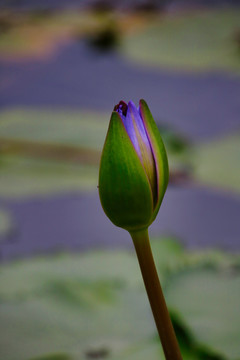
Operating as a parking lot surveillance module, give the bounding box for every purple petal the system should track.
[121,102,140,156]
[127,101,152,156]
[130,102,150,143]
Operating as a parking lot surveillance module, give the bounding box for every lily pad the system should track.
[122,9,240,73]
[0,155,98,198]
[165,265,240,359]
[29,355,71,360]
[1,238,240,359]
[0,109,108,150]
[193,132,240,193]
[0,239,180,360]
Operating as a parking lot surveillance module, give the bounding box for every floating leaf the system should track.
[165,265,240,359]
[0,239,239,360]
[122,9,240,73]
[193,133,240,193]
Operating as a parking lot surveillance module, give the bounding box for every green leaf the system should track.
[122,9,240,73]
[28,354,72,360]
[165,265,240,359]
[0,155,98,198]
[0,238,182,360]
[193,132,240,193]
[0,109,108,150]
[1,238,239,360]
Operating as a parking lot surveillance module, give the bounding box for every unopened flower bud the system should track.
[99,99,169,232]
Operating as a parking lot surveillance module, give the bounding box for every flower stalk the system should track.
[131,229,182,360]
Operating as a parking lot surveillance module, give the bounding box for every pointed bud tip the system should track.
[114,100,128,116]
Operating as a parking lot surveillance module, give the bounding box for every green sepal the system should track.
[139,99,169,223]
[99,111,154,232]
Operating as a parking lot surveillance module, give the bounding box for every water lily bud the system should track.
[99,99,169,232]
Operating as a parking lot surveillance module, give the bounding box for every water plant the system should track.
[99,99,182,360]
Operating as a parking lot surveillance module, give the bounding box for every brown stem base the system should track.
[131,229,183,360]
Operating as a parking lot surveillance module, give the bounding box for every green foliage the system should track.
[166,266,240,359]
[0,108,107,198]
[29,354,71,360]
[0,155,98,198]
[0,109,108,150]
[122,9,240,73]
[159,125,189,154]
[0,238,239,360]
[193,133,240,193]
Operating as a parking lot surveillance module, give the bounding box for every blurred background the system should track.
[0,1,240,359]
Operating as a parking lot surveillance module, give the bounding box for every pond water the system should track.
[2,0,240,11]
[0,185,239,261]
[1,41,240,140]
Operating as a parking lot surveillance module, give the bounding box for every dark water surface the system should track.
[0,186,239,261]
[1,0,239,11]
[1,41,240,140]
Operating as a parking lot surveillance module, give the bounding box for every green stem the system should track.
[130,228,182,360]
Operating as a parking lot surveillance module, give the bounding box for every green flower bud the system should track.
[98,99,169,233]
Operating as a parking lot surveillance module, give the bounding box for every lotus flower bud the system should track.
[99,99,169,233]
